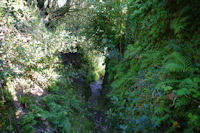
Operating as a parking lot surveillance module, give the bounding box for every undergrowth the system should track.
[84,0,200,132]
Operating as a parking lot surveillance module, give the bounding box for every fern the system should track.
[163,52,192,73]
[170,17,189,36]
[20,113,36,133]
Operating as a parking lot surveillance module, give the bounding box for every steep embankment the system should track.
[94,0,200,132]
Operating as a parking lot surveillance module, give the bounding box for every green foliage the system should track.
[0,88,17,133]
[20,112,37,133]
[0,0,95,132]
[20,76,93,133]
[84,0,200,132]
[163,51,193,73]
[1,0,200,132]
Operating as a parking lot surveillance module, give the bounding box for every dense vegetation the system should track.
[0,0,200,132]
[86,0,200,132]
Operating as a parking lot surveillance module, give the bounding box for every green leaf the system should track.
[176,88,190,96]
[62,118,71,133]
[163,85,172,91]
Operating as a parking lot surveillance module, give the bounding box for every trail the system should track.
[88,79,108,132]
[88,79,102,107]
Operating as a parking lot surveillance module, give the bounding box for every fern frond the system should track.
[163,52,192,73]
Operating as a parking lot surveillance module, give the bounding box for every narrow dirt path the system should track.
[88,79,102,107]
[88,79,108,132]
